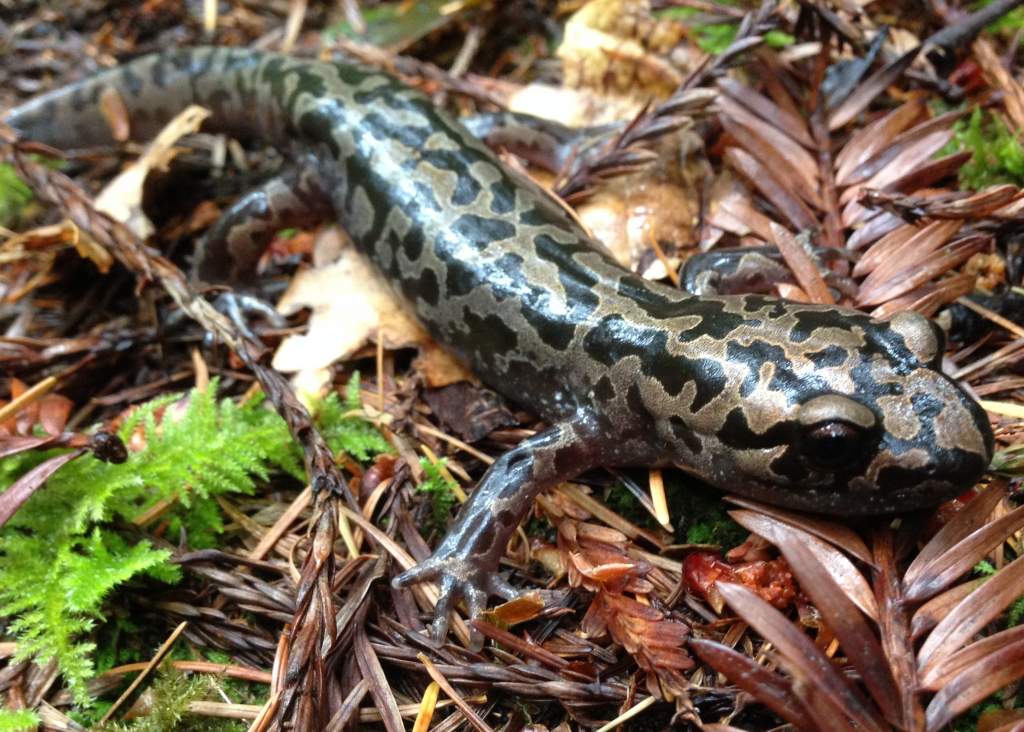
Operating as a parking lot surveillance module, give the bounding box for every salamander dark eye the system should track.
[800,421,868,472]
[796,395,878,472]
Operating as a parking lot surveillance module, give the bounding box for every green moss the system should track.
[656,5,792,54]
[322,0,454,50]
[100,664,246,732]
[417,455,458,533]
[666,476,747,548]
[948,107,1024,188]
[0,709,40,732]
[976,0,1024,33]
[316,374,394,461]
[992,443,1024,478]
[0,379,390,707]
[0,163,33,229]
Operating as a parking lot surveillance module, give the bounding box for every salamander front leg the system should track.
[393,418,598,643]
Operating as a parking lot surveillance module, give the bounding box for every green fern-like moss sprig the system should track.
[0,377,391,707]
[949,106,1024,188]
[0,707,41,731]
[315,373,394,461]
[417,454,459,533]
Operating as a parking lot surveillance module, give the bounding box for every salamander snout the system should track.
[855,368,994,508]
[743,372,994,515]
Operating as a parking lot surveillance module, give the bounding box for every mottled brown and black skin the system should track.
[4,47,994,638]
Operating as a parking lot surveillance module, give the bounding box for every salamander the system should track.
[3,47,995,640]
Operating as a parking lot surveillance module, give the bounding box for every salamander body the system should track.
[3,47,994,636]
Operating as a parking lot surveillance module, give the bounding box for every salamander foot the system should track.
[393,553,519,646]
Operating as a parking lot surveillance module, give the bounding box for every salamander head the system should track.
[668,301,993,515]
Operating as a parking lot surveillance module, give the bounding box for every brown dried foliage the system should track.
[706,27,1017,317]
[692,486,1024,732]
[536,490,695,699]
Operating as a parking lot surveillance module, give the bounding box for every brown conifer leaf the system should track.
[904,503,1024,603]
[469,618,565,668]
[355,626,406,732]
[719,95,820,186]
[716,582,888,732]
[755,49,802,118]
[881,152,975,202]
[910,578,985,640]
[0,434,59,459]
[772,534,900,722]
[482,593,545,627]
[790,672,865,732]
[917,552,1024,678]
[774,282,810,302]
[924,639,1024,732]
[717,77,814,147]
[0,449,84,528]
[723,496,873,563]
[904,486,1005,590]
[556,519,653,594]
[841,130,956,211]
[704,172,778,242]
[869,272,977,319]
[828,46,919,130]
[840,110,965,189]
[98,86,131,143]
[847,211,904,250]
[720,116,822,209]
[581,591,693,698]
[690,638,818,731]
[852,221,938,279]
[724,148,818,232]
[992,196,1024,219]
[981,711,1024,732]
[0,379,73,438]
[770,224,833,304]
[835,96,927,185]
[729,509,879,620]
[856,233,988,307]
[860,185,1024,220]
[38,392,73,436]
[973,37,1024,134]
[920,623,1024,691]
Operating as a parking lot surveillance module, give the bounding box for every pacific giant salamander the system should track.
[4,47,994,640]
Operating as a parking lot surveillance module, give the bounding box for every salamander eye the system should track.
[796,394,878,472]
[800,421,869,472]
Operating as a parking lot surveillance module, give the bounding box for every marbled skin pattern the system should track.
[4,47,994,636]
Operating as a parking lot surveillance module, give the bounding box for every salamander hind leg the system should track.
[393,419,598,644]
[192,155,334,284]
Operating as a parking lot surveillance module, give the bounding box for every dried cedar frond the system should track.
[536,499,693,697]
[581,591,694,698]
